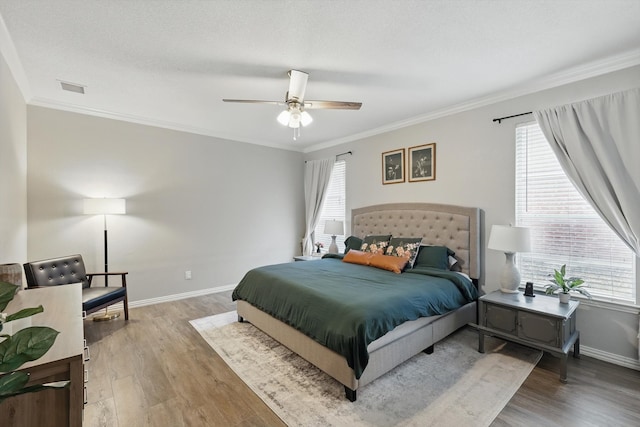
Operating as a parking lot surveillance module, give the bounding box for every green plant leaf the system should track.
[560,264,566,276]
[0,281,19,312]
[0,371,30,395]
[0,327,60,372]
[6,306,44,322]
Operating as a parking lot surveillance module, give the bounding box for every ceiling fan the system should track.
[223,70,362,139]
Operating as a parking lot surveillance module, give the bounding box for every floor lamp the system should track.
[83,198,126,320]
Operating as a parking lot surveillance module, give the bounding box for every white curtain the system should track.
[302,159,335,256]
[533,88,640,255]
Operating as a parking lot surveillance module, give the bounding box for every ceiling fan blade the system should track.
[304,100,362,110]
[222,99,285,106]
[287,70,308,102]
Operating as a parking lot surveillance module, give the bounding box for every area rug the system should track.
[190,312,542,427]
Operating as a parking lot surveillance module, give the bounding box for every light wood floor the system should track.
[84,291,640,427]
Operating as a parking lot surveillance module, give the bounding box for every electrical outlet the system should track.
[185,270,192,280]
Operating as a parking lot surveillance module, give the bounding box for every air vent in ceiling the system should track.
[59,80,86,94]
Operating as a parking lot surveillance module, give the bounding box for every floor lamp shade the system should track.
[324,220,344,254]
[83,198,126,215]
[488,225,531,293]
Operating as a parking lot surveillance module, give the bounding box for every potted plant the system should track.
[0,280,68,402]
[544,264,591,303]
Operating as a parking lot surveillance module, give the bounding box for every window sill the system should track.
[528,285,640,314]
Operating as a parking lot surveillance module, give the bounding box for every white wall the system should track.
[305,65,640,364]
[0,48,27,263]
[26,106,305,302]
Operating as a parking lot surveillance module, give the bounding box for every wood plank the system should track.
[83,291,639,427]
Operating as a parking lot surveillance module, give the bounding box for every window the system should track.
[515,122,636,303]
[314,160,346,251]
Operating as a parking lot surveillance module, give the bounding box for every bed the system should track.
[232,203,483,401]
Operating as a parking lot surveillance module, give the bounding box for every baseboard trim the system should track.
[86,284,237,318]
[581,345,640,371]
[129,284,237,308]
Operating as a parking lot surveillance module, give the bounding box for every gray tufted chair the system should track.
[23,254,129,320]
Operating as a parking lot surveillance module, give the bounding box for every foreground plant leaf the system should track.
[0,327,59,372]
[6,306,44,323]
[0,371,29,395]
[0,281,20,312]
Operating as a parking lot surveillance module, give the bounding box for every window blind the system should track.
[515,123,635,302]
[314,160,346,251]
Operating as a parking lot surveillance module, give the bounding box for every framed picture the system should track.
[408,143,436,182]
[382,148,405,184]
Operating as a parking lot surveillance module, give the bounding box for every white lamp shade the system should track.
[487,225,531,253]
[277,110,291,126]
[83,198,126,215]
[300,111,313,126]
[277,108,312,128]
[324,220,344,236]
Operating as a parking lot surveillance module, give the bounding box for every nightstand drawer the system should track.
[518,311,561,347]
[484,304,517,334]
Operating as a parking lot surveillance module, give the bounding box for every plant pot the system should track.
[558,292,571,304]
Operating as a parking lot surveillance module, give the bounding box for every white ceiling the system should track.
[1,1,639,152]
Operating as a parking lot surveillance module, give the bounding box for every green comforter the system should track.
[231,257,478,379]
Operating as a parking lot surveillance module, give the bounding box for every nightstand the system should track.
[476,291,580,383]
[293,255,323,261]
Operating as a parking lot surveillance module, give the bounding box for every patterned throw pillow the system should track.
[359,235,392,255]
[384,237,423,268]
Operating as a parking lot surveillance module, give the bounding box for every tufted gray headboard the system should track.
[352,203,483,282]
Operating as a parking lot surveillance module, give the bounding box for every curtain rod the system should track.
[336,151,352,160]
[492,111,532,124]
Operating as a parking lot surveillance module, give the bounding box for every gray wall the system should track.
[26,106,305,302]
[305,65,640,365]
[0,48,27,263]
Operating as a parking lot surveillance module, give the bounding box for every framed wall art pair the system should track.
[382,143,436,185]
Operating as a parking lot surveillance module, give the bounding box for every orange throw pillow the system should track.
[343,250,373,266]
[369,254,408,274]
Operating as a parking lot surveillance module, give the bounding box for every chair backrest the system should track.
[24,254,90,289]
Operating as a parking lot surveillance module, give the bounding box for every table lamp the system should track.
[488,225,531,293]
[324,220,344,254]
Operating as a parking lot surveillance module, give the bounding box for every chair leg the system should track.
[123,296,129,320]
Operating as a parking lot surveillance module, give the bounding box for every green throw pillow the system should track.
[344,236,363,254]
[413,245,455,270]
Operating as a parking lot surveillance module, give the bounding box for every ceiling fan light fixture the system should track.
[277,110,291,126]
[300,110,313,127]
[289,110,301,128]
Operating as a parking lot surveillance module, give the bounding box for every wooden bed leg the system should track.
[423,345,434,354]
[344,386,357,402]
[238,315,244,323]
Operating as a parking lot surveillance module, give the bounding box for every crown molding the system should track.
[304,49,640,153]
[28,96,304,152]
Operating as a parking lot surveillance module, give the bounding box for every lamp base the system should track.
[92,310,120,322]
[328,235,339,254]
[499,252,522,293]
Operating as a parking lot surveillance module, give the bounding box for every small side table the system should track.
[293,255,323,262]
[476,291,580,383]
